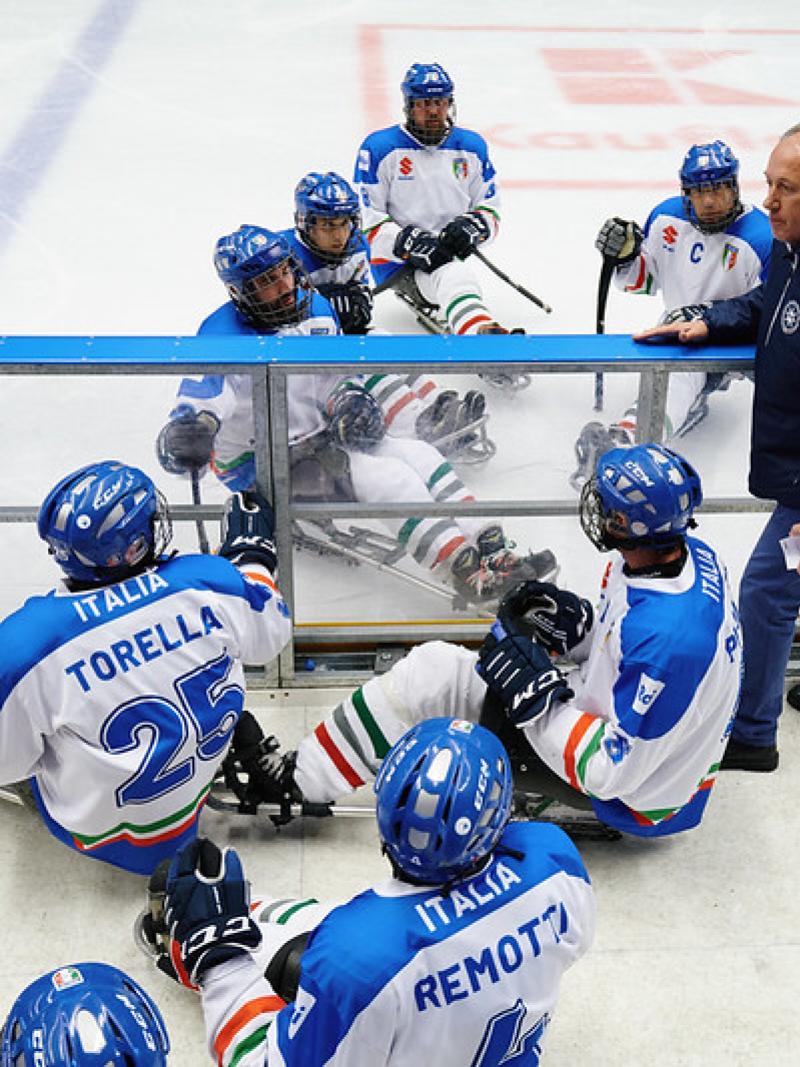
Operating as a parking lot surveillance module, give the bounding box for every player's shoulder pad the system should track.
[499,820,591,886]
[356,125,414,178]
[643,195,685,237]
[445,125,490,158]
[727,204,774,257]
[197,302,256,336]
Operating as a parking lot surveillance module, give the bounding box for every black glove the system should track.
[156,406,220,475]
[326,386,385,451]
[661,302,712,326]
[595,217,643,264]
[439,212,491,259]
[164,838,262,987]
[219,489,277,574]
[497,580,593,658]
[316,282,373,335]
[477,621,574,726]
[393,225,454,273]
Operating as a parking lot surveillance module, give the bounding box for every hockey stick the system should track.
[474,249,552,314]
[594,256,616,411]
[190,469,211,554]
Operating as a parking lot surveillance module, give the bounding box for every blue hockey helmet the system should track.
[294,172,361,264]
[375,717,513,885]
[37,461,172,585]
[401,62,455,146]
[679,141,742,234]
[213,225,312,328]
[0,962,170,1067]
[580,442,702,552]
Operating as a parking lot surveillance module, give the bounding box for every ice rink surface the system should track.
[1,2,798,1063]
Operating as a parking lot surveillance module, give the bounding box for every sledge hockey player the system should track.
[284,170,492,462]
[139,719,594,1065]
[572,140,772,489]
[157,225,557,601]
[354,62,529,387]
[239,444,740,838]
[0,460,291,874]
[1,962,170,1065]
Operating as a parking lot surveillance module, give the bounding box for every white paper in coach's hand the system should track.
[779,535,800,570]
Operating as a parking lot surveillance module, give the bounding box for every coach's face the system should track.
[764,133,800,245]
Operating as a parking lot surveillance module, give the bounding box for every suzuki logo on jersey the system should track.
[781,299,800,335]
[632,673,665,715]
[452,157,468,180]
[662,224,678,247]
[722,243,739,271]
[399,155,414,178]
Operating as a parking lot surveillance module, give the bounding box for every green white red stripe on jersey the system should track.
[312,688,393,792]
[446,291,493,334]
[71,782,211,853]
[213,994,285,1067]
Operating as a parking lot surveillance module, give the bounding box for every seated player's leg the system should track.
[294,641,486,803]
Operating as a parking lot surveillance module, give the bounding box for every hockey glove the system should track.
[316,281,373,335]
[477,621,574,726]
[164,838,262,987]
[661,302,712,326]
[156,406,220,476]
[326,386,385,452]
[439,212,491,259]
[595,217,643,264]
[219,489,277,574]
[393,225,454,273]
[498,580,594,658]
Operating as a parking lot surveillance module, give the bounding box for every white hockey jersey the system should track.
[200,821,594,1067]
[353,124,500,280]
[615,196,772,311]
[280,228,374,291]
[171,294,342,491]
[0,554,290,873]
[295,536,740,837]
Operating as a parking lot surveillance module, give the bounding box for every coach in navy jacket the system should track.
[631,122,800,773]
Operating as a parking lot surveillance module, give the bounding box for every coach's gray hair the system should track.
[781,123,800,140]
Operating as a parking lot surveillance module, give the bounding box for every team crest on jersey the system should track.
[722,243,738,271]
[399,155,414,178]
[632,673,665,715]
[452,157,469,180]
[781,299,800,334]
[603,733,631,764]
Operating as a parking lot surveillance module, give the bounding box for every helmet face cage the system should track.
[401,62,456,146]
[294,172,362,265]
[680,141,742,235]
[37,462,172,585]
[215,226,313,328]
[1,962,170,1067]
[375,718,513,885]
[580,444,702,552]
